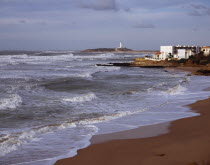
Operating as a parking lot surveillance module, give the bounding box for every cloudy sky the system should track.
[0,0,210,50]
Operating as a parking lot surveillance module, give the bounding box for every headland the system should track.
[81,48,158,53]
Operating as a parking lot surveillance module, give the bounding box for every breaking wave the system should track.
[96,66,121,72]
[77,108,148,125]
[63,93,97,103]
[76,73,93,78]
[0,122,77,157]
[147,82,187,96]
[0,94,22,110]
[163,84,187,95]
[72,53,116,61]
[0,106,149,157]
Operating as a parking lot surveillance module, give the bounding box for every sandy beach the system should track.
[1,0,210,164]
[55,76,210,165]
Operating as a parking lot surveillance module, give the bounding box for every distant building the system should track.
[202,46,210,56]
[153,45,201,60]
[115,41,132,51]
[119,41,123,49]
[115,41,123,51]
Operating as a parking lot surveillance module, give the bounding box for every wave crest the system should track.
[0,94,22,110]
[63,93,97,103]
[164,84,187,95]
[0,122,77,157]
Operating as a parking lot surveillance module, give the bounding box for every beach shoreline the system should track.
[55,98,210,165]
[54,67,210,165]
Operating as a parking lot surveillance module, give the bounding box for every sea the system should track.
[0,51,210,165]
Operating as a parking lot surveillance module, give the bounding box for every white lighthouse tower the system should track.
[119,41,123,48]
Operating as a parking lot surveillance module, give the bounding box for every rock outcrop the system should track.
[131,58,178,67]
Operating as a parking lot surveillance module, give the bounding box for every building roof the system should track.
[155,52,161,55]
[202,46,210,49]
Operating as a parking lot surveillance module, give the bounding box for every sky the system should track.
[0,0,210,50]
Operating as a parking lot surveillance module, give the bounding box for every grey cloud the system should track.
[189,3,210,16]
[207,9,210,15]
[134,23,155,29]
[121,0,197,9]
[19,20,26,24]
[191,4,208,10]
[192,28,199,32]
[188,10,203,16]
[77,0,117,11]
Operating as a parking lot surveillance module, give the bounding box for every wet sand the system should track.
[55,97,210,165]
[91,122,170,144]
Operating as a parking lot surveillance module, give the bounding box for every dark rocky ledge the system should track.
[96,63,165,68]
[96,63,131,67]
[196,69,210,76]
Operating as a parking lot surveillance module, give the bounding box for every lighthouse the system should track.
[119,41,123,48]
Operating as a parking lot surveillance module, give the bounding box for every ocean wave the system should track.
[95,66,121,72]
[10,54,28,59]
[28,53,74,60]
[0,122,77,157]
[76,73,93,78]
[163,84,187,95]
[0,106,148,157]
[147,82,187,96]
[179,77,190,85]
[147,82,167,93]
[1,53,75,65]
[0,125,98,165]
[0,94,22,110]
[96,53,115,59]
[62,93,97,103]
[78,108,148,125]
[112,89,139,95]
[72,53,116,61]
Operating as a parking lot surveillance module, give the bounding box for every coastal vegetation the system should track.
[172,52,210,65]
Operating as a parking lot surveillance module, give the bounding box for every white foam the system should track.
[164,84,187,95]
[76,73,93,78]
[0,104,148,157]
[148,83,187,96]
[156,82,167,87]
[72,53,116,61]
[0,106,148,157]
[5,125,98,165]
[147,82,167,93]
[11,54,28,59]
[96,66,121,72]
[78,108,148,125]
[0,94,22,110]
[63,93,97,103]
[0,122,77,156]
[0,53,75,66]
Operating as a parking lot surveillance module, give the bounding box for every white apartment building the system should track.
[202,46,210,56]
[153,45,201,60]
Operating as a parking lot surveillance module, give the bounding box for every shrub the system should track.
[188,53,210,65]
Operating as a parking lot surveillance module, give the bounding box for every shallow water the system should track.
[0,51,210,165]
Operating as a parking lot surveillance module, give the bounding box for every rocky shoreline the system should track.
[96,63,165,68]
[96,58,210,76]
